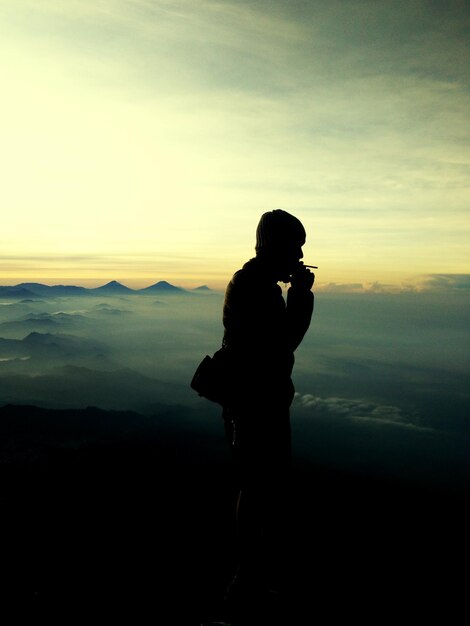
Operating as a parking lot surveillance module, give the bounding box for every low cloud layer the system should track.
[293,393,426,430]
[422,274,470,291]
[318,275,470,294]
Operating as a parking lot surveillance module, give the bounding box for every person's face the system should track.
[274,241,304,282]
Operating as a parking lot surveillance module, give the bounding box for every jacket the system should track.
[222,257,313,410]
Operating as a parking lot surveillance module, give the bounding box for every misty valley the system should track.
[0,281,469,490]
[0,282,220,412]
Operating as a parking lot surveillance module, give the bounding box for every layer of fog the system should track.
[0,292,222,411]
[0,288,469,488]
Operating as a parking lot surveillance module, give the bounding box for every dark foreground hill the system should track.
[1,404,467,623]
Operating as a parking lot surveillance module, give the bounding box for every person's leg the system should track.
[235,487,263,582]
[224,414,265,614]
[260,411,293,592]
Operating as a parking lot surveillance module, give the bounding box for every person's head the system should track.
[255,209,306,281]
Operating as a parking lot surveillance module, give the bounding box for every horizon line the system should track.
[1,275,470,295]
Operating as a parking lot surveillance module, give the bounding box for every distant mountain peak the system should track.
[193,285,211,291]
[140,281,184,293]
[94,280,133,292]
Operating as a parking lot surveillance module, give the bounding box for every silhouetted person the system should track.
[221,210,314,616]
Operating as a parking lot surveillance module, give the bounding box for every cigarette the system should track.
[304,265,318,269]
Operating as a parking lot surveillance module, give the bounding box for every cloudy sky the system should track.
[1,0,469,288]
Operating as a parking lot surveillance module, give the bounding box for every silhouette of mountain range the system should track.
[0,280,213,298]
[0,286,38,298]
[16,283,89,296]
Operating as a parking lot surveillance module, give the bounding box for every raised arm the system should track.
[285,266,314,352]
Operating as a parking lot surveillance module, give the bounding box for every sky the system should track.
[1,0,469,289]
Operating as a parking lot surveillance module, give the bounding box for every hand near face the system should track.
[290,264,315,291]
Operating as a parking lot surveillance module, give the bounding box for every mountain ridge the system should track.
[0,280,206,297]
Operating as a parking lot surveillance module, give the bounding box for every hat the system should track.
[255,209,306,252]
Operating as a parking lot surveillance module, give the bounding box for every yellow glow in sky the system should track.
[1,1,469,290]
